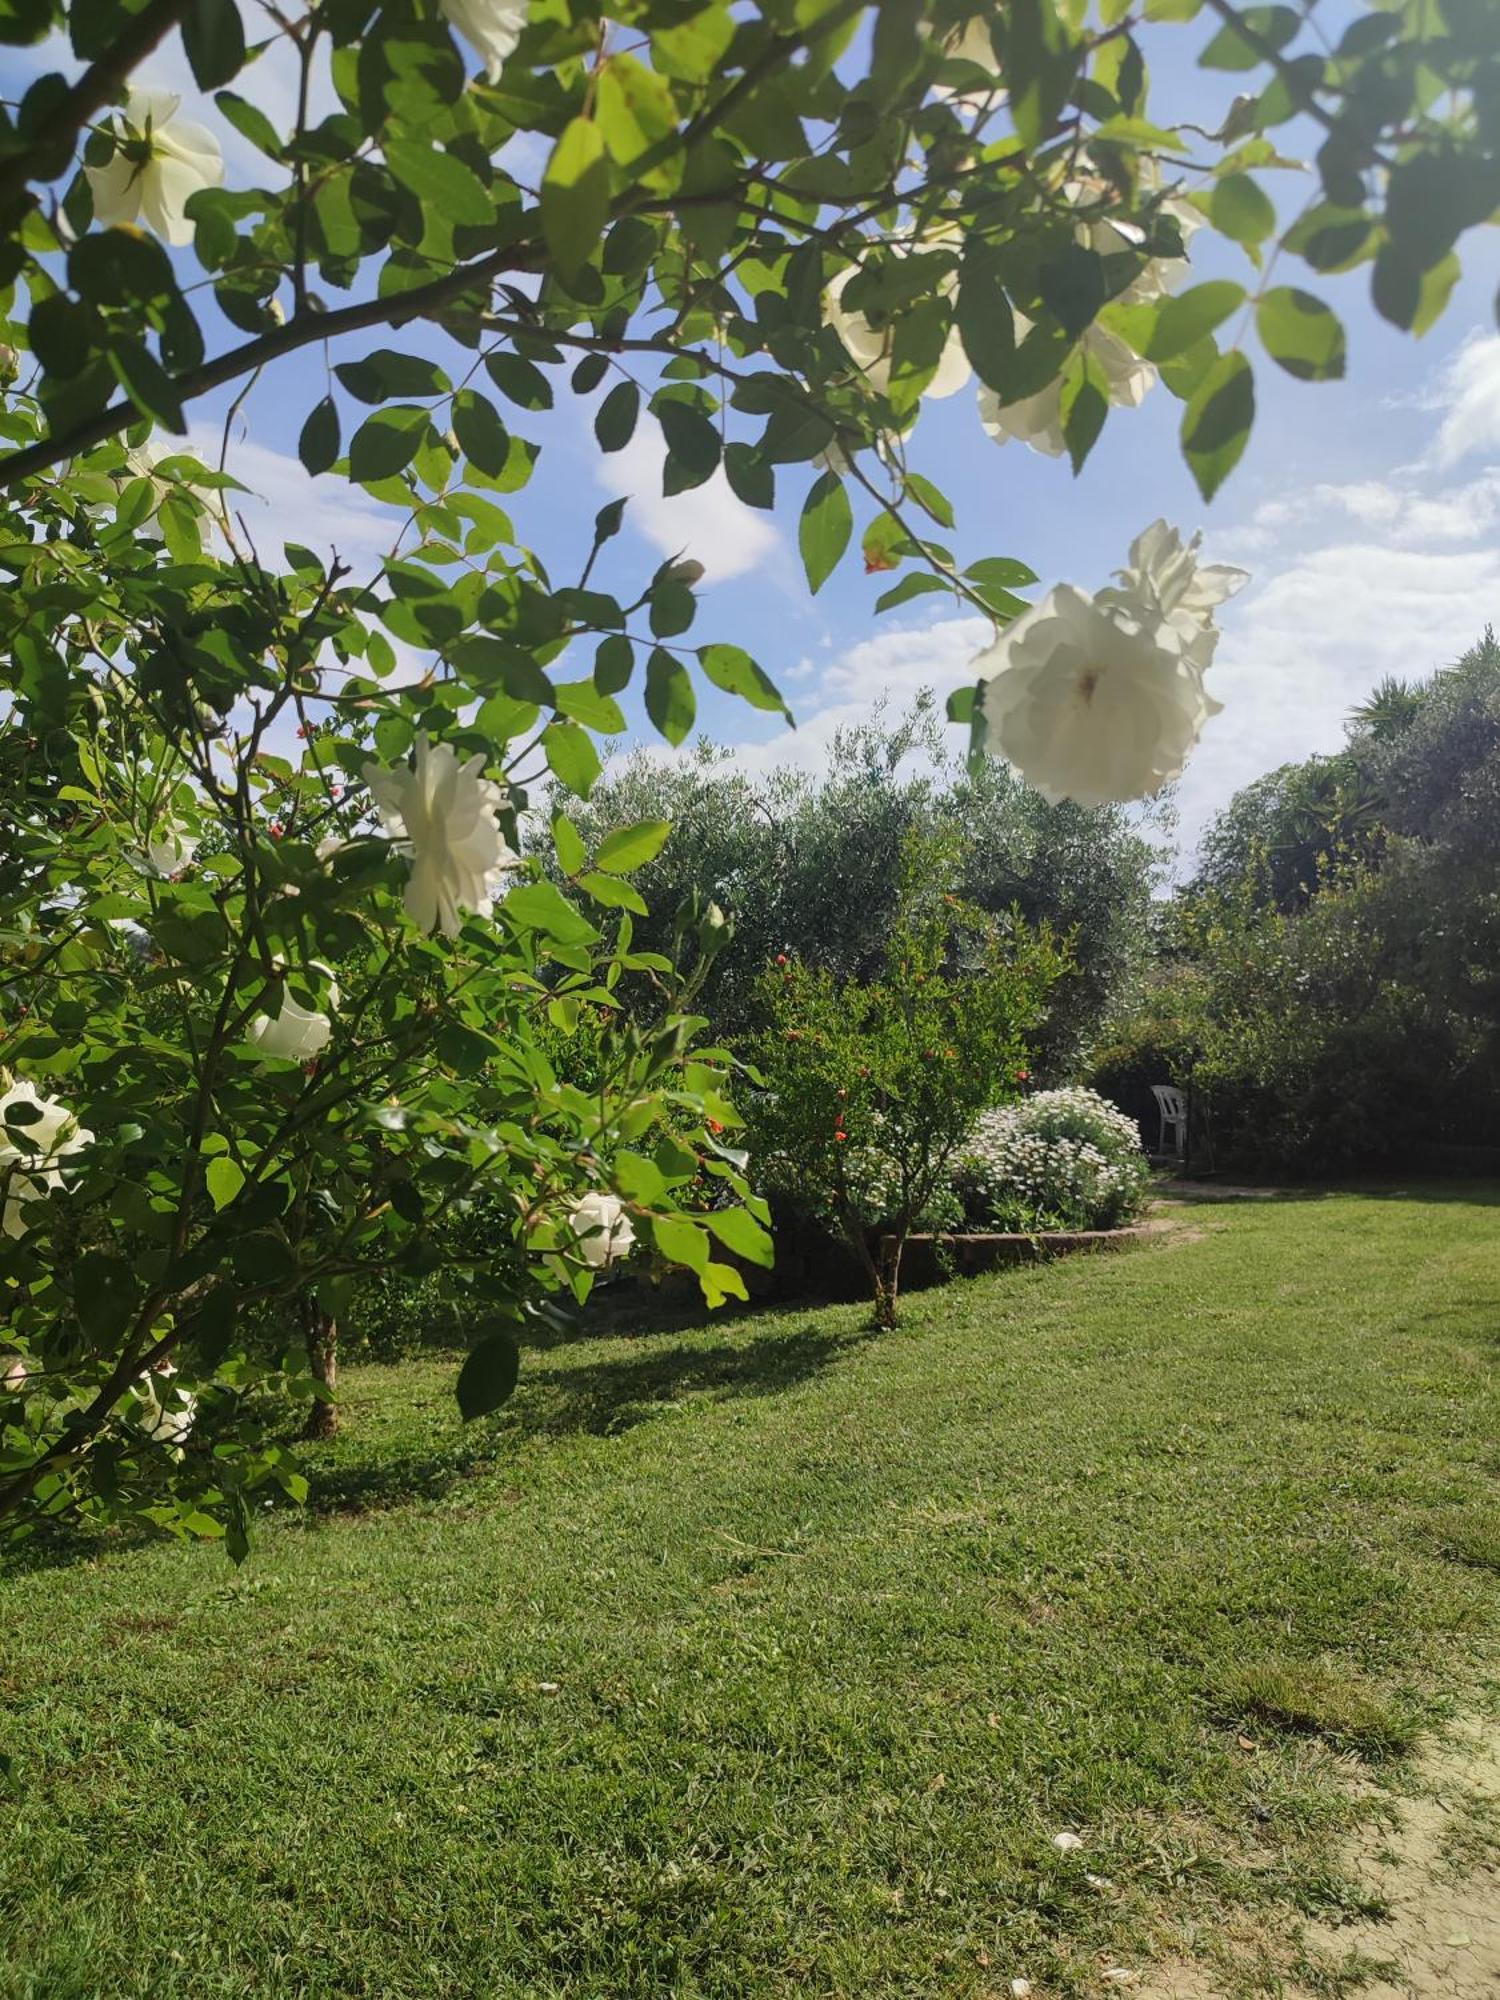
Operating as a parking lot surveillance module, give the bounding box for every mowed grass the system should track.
[5,1189,1500,2000]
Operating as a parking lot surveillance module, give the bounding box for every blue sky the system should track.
[17,17,1500,862]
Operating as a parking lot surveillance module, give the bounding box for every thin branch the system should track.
[0,238,545,491]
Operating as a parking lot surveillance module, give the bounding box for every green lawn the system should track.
[5,1189,1500,1999]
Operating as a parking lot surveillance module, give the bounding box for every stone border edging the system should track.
[891,1225,1154,1276]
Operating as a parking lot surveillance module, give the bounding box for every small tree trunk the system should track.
[298,1294,339,1440]
[873,1231,904,1329]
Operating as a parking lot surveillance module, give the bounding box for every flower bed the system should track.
[952,1087,1152,1234]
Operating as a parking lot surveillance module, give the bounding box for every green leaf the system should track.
[485,352,553,411]
[597,820,671,873]
[437,1022,498,1075]
[298,396,340,476]
[651,1212,711,1273]
[1181,349,1254,500]
[904,472,954,529]
[1199,3,1298,68]
[596,53,680,175]
[1113,279,1246,360]
[875,571,952,614]
[182,0,245,89]
[383,137,494,227]
[451,389,510,475]
[705,1204,774,1267]
[214,88,282,159]
[657,398,720,489]
[724,442,774,510]
[579,871,649,914]
[1060,350,1108,473]
[73,1252,137,1343]
[595,380,639,453]
[553,678,625,733]
[698,643,787,717]
[1005,0,1081,150]
[645,649,696,746]
[107,339,185,432]
[798,469,853,594]
[1210,173,1276,250]
[335,350,450,402]
[456,1329,520,1422]
[206,1155,245,1211]
[595,634,634,694]
[649,581,696,639]
[653,4,736,82]
[1256,286,1345,381]
[541,117,611,280]
[503,880,598,945]
[348,406,426,482]
[542,720,603,799]
[552,812,586,875]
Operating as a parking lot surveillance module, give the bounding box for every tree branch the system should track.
[0,239,545,490]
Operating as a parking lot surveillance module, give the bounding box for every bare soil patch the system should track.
[1137,1718,1500,1999]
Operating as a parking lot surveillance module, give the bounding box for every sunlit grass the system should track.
[4,1186,1500,1998]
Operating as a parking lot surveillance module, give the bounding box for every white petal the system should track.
[85,155,143,228]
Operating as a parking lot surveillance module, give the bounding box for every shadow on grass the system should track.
[522,1319,861,1439]
[301,1315,867,1521]
[1157,1176,1500,1208]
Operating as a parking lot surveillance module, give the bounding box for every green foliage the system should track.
[0,0,1496,1545]
[743,835,1062,1323]
[1100,632,1500,1172]
[559,699,1164,1072]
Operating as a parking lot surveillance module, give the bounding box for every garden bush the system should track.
[743,835,1061,1325]
[953,1088,1152,1234]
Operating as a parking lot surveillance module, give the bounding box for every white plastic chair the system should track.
[1151,1084,1187,1160]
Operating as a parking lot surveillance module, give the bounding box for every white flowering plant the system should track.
[1,0,1495,1544]
[953,1087,1151,1234]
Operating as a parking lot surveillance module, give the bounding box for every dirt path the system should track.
[1139,1719,1500,1999]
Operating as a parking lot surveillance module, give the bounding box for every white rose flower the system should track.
[824,252,971,401]
[1068,161,1203,305]
[85,88,224,247]
[1099,518,1248,668]
[0,1078,94,1239]
[133,1364,197,1447]
[568,1190,635,1268]
[437,0,529,81]
[119,437,221,523]
[247,965,339,1062]
[974,584,1221,806]
[2,1354,29,1391]
[365,734,519,939]
[978,322,1155,458]
[144,813,198,877]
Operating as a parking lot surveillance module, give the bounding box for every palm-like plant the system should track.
[1349,676,1426,742]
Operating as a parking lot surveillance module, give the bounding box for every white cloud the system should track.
[1230,468,1500,552]
[1427,332,1500,469]
[732,612,987,779]
[593,422,778,583]
[1173,538,1500,852]
[187,426,403,577]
